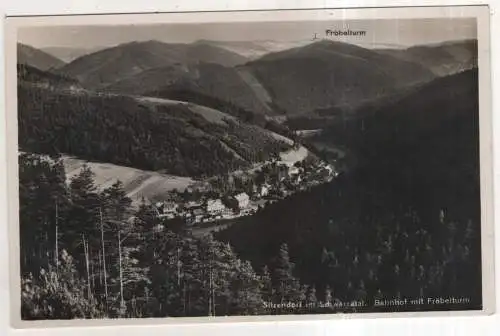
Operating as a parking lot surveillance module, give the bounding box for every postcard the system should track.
[3,4,494,328]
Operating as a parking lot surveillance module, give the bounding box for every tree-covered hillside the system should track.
[18,85,289,177]
[216,69,482,311]
[18,63,82,89]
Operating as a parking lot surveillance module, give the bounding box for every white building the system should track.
[193,208,204,222]
[155,201,178,218]
[260,184,270,197]
[206,199,225,214]
[165,202,178,213]
[234,192,250,209]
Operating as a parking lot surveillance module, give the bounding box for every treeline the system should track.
[18,64,81,88]
[18,85,288,177]
[19,153,326,319]
[147,87,266,123]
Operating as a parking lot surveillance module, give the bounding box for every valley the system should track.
[16,32,483,318]
[17,38,479,230]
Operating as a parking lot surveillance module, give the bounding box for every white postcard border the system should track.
[3,4,495,329]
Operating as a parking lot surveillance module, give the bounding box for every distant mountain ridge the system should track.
[23,38,478,120]
[240,40,436,115]
[70,39,444,117]
[41,46,107,63]
[376,39,478,77]
[17,43,66,71]
[56,40,249,89]
[193,39,314,59]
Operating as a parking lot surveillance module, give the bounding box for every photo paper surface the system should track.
[4,5,494,327]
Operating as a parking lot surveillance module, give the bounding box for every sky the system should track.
[17,18,477,50]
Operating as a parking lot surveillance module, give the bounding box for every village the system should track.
[150,154,338,227]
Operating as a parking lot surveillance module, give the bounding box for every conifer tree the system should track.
[19,154,70,275]
[229,260,264,315]
[260,265,273,302]
[271,243,305,312]
[67,165,101,254]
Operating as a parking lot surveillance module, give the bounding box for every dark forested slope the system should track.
[216,69,481,310]
[242,40,435,115]
[105,62,275,116]
[18,85,289,177]
[17,63,82,90]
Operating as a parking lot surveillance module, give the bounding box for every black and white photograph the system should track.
[4,5,494,324]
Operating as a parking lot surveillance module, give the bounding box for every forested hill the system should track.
[17,43,66,71]
[105,62,276,117]
[241,40,435,115]
[18,85,289,177]
[17,63,82,90]
[216,69,481,309]
[56,40,248,88]
[322,68,479,176]
[376,39,477,77]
